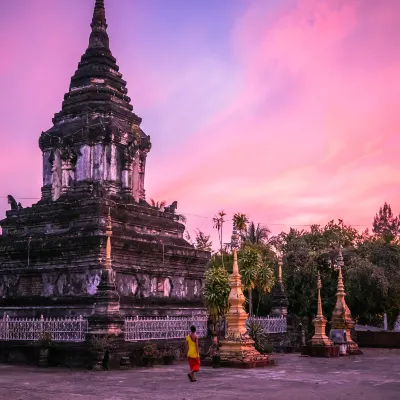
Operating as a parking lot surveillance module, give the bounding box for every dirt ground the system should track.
[0,348,399,400]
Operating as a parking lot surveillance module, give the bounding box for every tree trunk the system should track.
[256,290,262,316]
[220,226,224,267]
[249,288,253,317]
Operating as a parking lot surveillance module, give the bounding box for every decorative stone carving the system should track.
[61,145,77,193]
[7,195,18,211]
[164,277,172,297]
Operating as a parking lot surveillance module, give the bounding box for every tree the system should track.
[233,213,249,234]
[213,210,227,266]
[194,229,212,252]
[357,239,400,327]
[203,266,230,326]
[238,246,274,316]
[150,198,166,210]
[242,222,270,245]
[373,202,400,243]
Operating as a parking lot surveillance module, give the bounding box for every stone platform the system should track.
[202,357,275,368]
[0,348,398,400]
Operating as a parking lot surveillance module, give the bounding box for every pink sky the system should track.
[0,0,399,248]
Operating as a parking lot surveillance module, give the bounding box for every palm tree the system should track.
[242,222,270,245]
[213,210,226,266]
[150,198,166,210]
[238,246,274,316]
[203,266,230,337]
[233,213,249,241]
[238,246,260,317]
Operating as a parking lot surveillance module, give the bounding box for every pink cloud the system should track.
[1,0,399,251]
[149,0,400,246]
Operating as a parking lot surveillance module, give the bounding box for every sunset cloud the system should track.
[0,0,399,249]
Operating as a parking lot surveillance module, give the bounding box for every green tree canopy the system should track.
[202,266,230,322]
[373,202,400,243]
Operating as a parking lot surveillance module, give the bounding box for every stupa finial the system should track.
[316,272,323,318]
[278,255,283,283]
[89,0,109,50]
[336,245,345,295]
[231,221,240,275]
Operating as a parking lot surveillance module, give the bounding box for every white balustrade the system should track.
[246,316,287,334]
[124,315,208,341]
[0,315,88,342]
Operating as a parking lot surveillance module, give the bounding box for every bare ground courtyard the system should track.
[0,349,398,400]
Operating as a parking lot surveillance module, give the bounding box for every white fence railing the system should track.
[125,315,208,341]
[0,315,88,342]
[124,315,287,342]
[246,316,287,334]
[0,314,287,343]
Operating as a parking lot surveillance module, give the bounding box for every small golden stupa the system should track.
[218,223,271,368]
[311,272,333,347]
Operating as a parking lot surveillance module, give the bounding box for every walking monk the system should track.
[185,325,200,382]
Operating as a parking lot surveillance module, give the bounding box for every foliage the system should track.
[238,246,274,316]
[160,343,174,357]
[277,214,400,328]
[38,331,53,348]
[247,319,266,353]
[207,343,220,357]
[142,342,159,358]
[213,210,227,265]
[88,335,113,351]
[150,198,166,210]
[242,222,270,245]
[194,229,213,252]
[202,206,400,329]
[203,266,230,322]
[247,319,273,354]
[233,213,249,234]
[372,202,400,243]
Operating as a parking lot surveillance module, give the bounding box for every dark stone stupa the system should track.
[0,0,209,318]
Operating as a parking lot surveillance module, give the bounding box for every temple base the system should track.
[348,340,363,355]
[218,337,273,368]
[303,344,340,358]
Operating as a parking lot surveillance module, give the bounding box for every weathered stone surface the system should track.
[0,0,210,318]
[0,349,399,400]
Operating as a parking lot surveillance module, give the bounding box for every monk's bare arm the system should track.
[196,336,200,357]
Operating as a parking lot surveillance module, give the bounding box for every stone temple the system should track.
[0,0,209,318]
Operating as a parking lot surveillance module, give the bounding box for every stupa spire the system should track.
[89,0,109,50]
[105,208,112,269]
[311,272,333,347]
[316,272,323,318]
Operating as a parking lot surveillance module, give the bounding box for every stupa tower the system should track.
[39,0,150,202]
[0,0,209,318]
